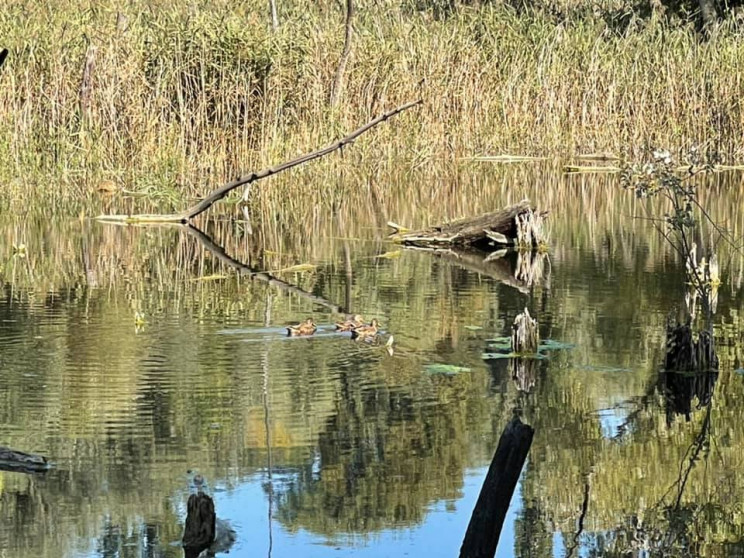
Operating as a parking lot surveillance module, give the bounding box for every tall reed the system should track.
[0,0,742,208]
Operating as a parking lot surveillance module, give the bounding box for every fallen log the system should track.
[0,446,49,473]
[392,200,546,251]
[460,415,534,558]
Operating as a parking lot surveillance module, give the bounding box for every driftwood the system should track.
[96,100,421,224]
[393,200,545,251]
[0,446,49,473]
[460,416,534,558]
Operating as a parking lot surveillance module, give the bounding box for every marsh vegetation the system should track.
[2,1,744,557]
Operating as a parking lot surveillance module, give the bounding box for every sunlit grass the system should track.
[0,0,742,210]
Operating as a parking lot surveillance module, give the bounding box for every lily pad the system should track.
[540,339,576,350]
[482,352,548,360]
[483,337,572,361]
[424,364,471,376]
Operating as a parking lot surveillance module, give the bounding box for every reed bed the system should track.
[0,0,743,210]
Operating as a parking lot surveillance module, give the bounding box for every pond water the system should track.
[2,166,744,557]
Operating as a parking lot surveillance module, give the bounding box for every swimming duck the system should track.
[287,318,317,336]
[335,314,364,332]
[351,319,379,340]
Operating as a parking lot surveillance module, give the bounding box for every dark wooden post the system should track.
[182,491,216,557]
[459,416,534,558]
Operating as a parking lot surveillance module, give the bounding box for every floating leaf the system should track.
[576,364,631,373]
[540,339,576,350]
[482,352,548,360]
[424,363,471,375]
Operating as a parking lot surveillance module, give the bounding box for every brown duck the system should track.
[287,318,317,336]
[351,319,380,340]
[335,314,364,332]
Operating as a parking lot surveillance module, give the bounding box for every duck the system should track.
[351,319,380,340]
[287,318,317,336]
[335,314,364,332]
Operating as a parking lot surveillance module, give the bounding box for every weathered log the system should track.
[0,446,49,473]
[460,416,534,558]
[511,308,539,354]
[394,200,545,251]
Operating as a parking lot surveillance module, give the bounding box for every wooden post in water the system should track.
[182,488,215,558]
[460,416,534,558]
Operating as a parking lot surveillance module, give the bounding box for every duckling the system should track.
[335,314,364,332]
[287,318,317,336]
[351,319,379,340]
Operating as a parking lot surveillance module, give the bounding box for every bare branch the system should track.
[96,100,422,223]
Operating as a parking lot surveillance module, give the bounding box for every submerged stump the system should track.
[182,474,236,558]
[183,491,216,558]
[511,308,539,354]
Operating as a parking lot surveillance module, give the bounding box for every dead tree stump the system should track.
[511,308,539,354]
[183,490,216,557]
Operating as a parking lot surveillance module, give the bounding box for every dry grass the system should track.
[0,0,743,210]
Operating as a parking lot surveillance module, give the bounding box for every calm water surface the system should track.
[2,169,744,557]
